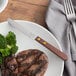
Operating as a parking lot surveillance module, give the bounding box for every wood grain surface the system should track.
[0,0,49,28]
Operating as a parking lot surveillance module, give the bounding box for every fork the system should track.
[64,0,76,37]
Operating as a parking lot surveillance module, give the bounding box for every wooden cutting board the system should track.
[0,0,49,28]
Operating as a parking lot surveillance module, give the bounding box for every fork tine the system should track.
[64,0,69,14]
[64,0,72,14]
[69,0,75,13]
[64,0,75,15]
[68,0,72,14]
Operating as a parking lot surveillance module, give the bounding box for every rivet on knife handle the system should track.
[35,36,68,61]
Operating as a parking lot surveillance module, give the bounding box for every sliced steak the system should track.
[16,49,48,76]
[1,65,10,76]
[4,55,18,74]
[1,55,18,76]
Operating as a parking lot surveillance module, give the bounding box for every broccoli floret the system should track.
[6,31,16,45]
[0,34,7,49]
[10,45,18,54]
[0,53,3,64]
[5,31,18,54]
[0,31,18,64]
[0,47,11,57]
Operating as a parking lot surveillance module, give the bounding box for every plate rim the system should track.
[0,0,8,13]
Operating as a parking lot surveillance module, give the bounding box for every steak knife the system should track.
[8,18,68,61]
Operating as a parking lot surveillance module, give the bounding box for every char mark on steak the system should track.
[16,49,48,76]
[1,55,18,76]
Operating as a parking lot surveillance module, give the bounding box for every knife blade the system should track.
[8,18,68,61]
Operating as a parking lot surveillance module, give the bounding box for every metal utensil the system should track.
[64,0,76,37]
[7,18,68,61]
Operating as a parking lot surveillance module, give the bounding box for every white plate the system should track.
[0,20,64,76]
[0,0,8,13]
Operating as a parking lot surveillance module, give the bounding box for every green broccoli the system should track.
[6,31,18,54]
[0,34,7,49]
[0,53,3,64]
[0,31,18,64]
[6,31,16,45]
[10,45,18,54]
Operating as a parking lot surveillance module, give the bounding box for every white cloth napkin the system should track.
[46,0,76,76]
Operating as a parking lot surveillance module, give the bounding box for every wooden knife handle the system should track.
[35,36,68,61]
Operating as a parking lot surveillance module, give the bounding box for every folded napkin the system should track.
[46,0,76,76]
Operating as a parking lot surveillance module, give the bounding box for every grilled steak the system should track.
[16,49,48,76]
[1,49,48,76]
[1,55,18,76]
[1,65,10,76]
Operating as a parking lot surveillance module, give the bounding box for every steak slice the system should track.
[1,65,10,76]
[16,49,48,76]
[1,55,18,76]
